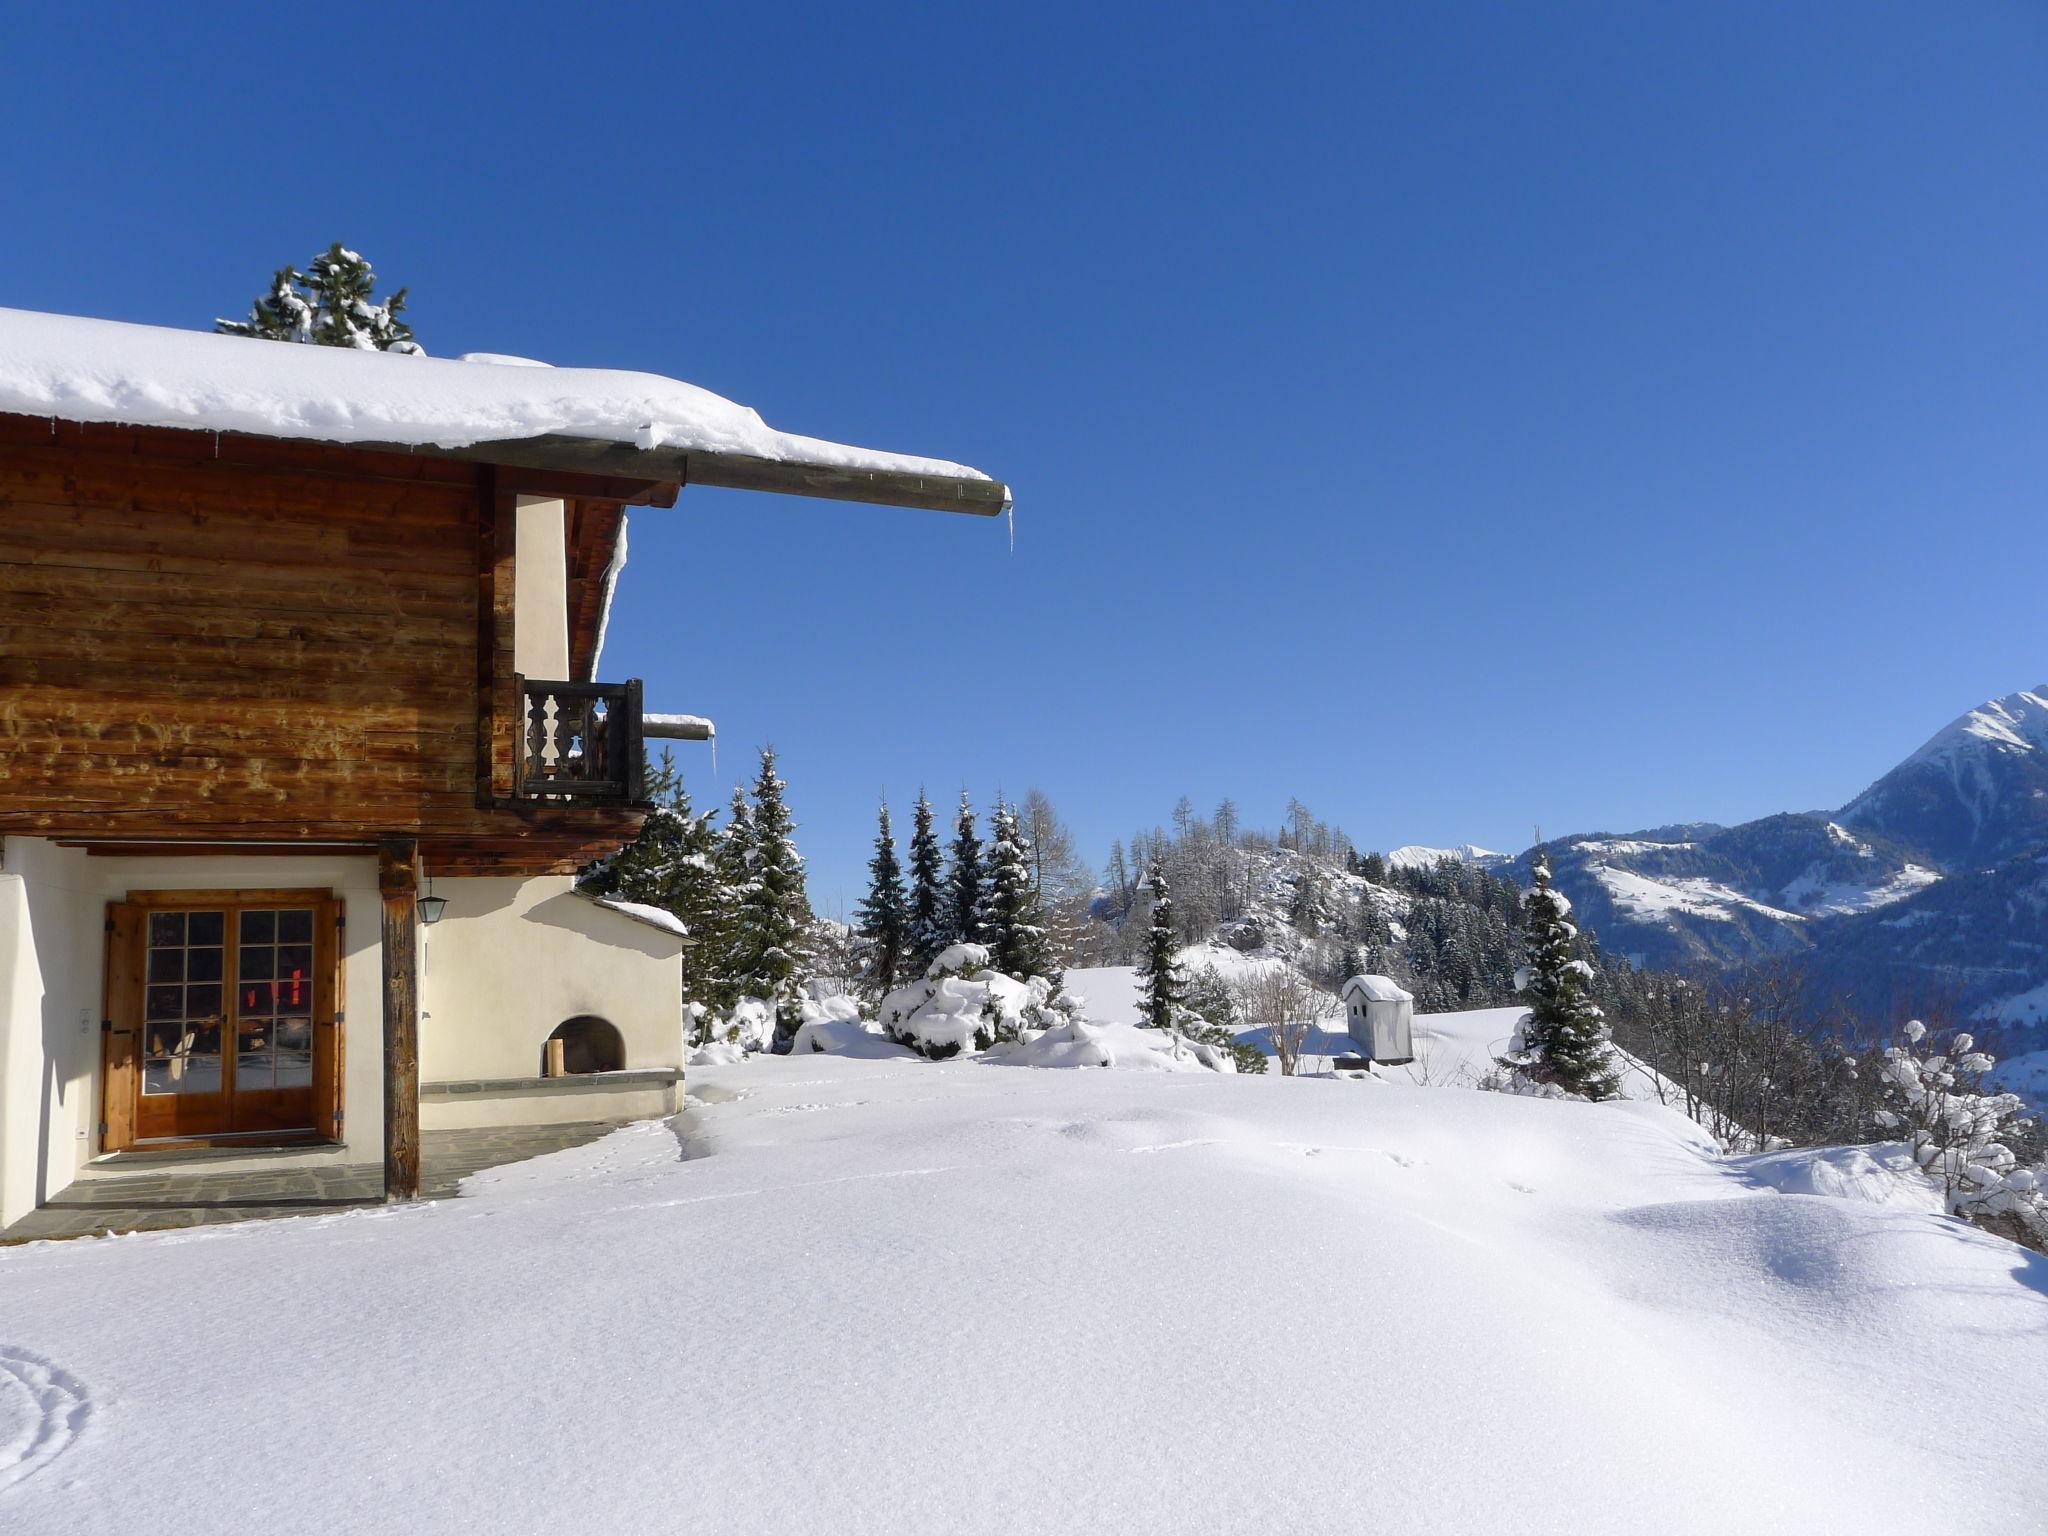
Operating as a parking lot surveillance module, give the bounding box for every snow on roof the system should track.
[0,306,995,483]
[643,712,715,739]
[1342,974,1413,1003]
[582,893,690,941]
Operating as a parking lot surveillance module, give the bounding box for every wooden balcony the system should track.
[515,677,645,805]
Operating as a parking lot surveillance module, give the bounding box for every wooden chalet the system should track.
[0,307,1007,1228]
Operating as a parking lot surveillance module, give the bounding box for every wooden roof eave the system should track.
[410,433,1011,517]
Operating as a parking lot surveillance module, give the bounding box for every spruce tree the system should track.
[1136,860,1185,1030]
[853,801,910,1001]
[906,791,948,975]
[1339,941,1365,982]
[1506,859,1621,1099]
[218,243,419,352]
[743,746,812,1049]
[579,748,724,1003]
[984,802,1055,985]
[947,791,986,949]
[709,786,760,1010]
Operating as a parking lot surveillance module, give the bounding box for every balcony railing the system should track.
[515,677,644,804]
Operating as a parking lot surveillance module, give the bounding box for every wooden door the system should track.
[110,890,343,1147]
[100,901,143,1152]
[133,903,231,1141]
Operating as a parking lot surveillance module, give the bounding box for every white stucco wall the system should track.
[0,848,684,1227]
[0,840,386,1225]
[514,494,569,680]
[420,875,685,1084]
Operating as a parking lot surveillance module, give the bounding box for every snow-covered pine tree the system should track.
[1503,859,1620,1099]
[947,791,986,947]
[1339,942,1365,982]
[708,786,760,1010]
[578,749,723,1001]
[743,747,812,1050]
[906,791,949,974]
[217,244,420,352]
[853,802,910,1001]
[1136,860,1185,1030]
[983,802,1056,986]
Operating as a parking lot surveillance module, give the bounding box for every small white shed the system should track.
[1341,975,1415,1065]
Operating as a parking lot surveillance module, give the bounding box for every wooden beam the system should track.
[379,839,421,1202]
[474,469,518,804]
[63,842,376,857]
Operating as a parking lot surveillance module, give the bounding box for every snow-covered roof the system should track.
[577,891,690,942]
[1342,974,1413,1003]
[0,307,1007,513]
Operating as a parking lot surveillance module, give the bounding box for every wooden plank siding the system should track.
[0,413,659,873]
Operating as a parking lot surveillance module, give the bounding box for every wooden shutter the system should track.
[100,901,143,1152]
[313,897,346,1143]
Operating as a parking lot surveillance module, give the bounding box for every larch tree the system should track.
[947,791,986,948]
[1136,860,1185,1030]
[906,791,949,975]
[984,802,1055,985]
[853,801,910,1001]
[1503,858,1621,1099]
[217,243,420,352]
[1021,787,1092,965]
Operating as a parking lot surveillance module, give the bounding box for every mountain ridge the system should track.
[1489,686,2048,1020]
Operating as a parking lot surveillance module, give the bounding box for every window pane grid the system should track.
[140,905,316,1097]
[236,909,316,1091]
[141,910,225,1096]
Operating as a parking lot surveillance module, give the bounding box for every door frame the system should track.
[102,887,346,1153]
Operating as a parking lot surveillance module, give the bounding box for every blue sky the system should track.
[6,3,2046,909]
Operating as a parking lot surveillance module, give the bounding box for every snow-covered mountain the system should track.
[1838,686,2048,869]
[1494,686,2048,1016]
[1518,815,1938,973]
[1386,843,1509,871]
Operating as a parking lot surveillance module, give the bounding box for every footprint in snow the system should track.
[0,1346,92,1495]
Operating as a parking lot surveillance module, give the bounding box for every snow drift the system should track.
[2,1038,2040,1535]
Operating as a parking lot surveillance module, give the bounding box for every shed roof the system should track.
[0,307,1008,516]
[1342,975,1414,1003]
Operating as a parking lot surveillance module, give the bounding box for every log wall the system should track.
[0,416,643,870]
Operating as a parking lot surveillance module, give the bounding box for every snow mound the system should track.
[686,1039,747,1067]
[787,999,916,1060]
[986,1019,1235,1074]
[1732,1143,1937,1210]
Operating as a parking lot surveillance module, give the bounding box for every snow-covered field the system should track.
[2,1029,2042,1534]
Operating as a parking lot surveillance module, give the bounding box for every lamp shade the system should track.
[418,894,449,925]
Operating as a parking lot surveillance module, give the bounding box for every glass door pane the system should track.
[235,908,318,1097]
[142,910,225,1096]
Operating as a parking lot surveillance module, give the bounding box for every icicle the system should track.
[1007,501,1015,554]
[710,733,718,781]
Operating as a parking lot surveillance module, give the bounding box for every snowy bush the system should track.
[879,944,1077,1061]
[1873,1021,2047,1250]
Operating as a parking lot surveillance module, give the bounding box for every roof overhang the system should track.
[388,432,1011,517]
